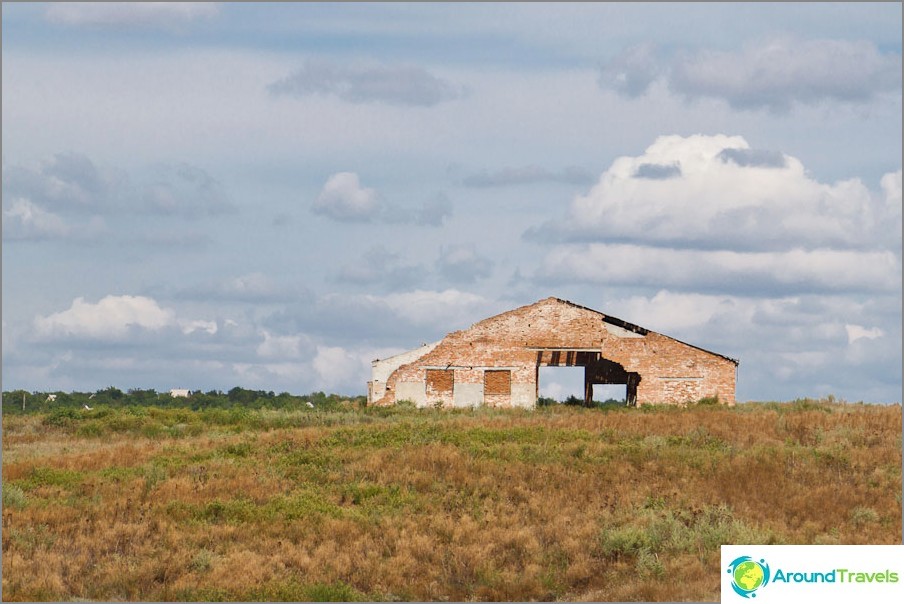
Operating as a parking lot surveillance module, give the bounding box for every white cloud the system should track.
[180,320,218,336]
[538,134,892,251]
[881,169,902,233]
[537,243,900,295]
[539,380,570,401]
[845,324,884,344]
[313,345,367,390]
[256,331,310,359]
[377,289,498,327]
[45,2,219,30]
[143,163,235,217]
[530,134,902,298]
[882,169,902,207]
[2,152,123,213]
[597,43,661,98]
[312,172,380,222]
[600,37,902,112]
[337,246,426,288]
[268,59,465,107]
[604,290,745,334]
[3,198,71,239]
[436,245,494,283]
[33,295,176,340]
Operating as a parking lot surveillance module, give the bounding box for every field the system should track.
[2,399,901,601]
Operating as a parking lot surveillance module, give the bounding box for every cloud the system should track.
[256,331,313,359]
[313,346,369,390]
[529,134,899,252]
[880,169,902,234]
[176,273,301,303]
[33,295,176,341]
[312,172,380,222]
[717,148,786,168]
[3,154,235,221]
[602,290,743,335]
[537,243,900,296]
[416,193,453,226]
[268,59,465,107]
[312,174,449,227]
[336,246,426,288]
[845,324,884,344]
[2,152,123,213]
[633,162,681,180]
[599,37,902,112]
[143,163,235,217]
[597,43,661,98]
[377,289,498,328]
[263,289,502,348]
[180,320,218,336]
[436,245,494,283]
[45,2,219,30]
[461,165,594,187]
[3,198,74,240]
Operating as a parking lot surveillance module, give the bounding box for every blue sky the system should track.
[2,2,901,402]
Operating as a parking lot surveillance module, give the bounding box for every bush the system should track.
[42,407,80,427]
[2,483,27,509]
[850,506,880,526]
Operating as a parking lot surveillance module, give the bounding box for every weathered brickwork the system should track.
[484,370,512,395]
[369,297,738,408]
[425,369,454,407]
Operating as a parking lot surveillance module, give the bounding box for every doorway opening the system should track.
[538,366,584,405]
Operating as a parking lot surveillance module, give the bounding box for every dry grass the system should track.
[2,401,901,601]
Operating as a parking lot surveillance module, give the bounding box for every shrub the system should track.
[42,407,79,427]
[635,548,665,578]
[3,483,27,509]
[189,548,214,573]
[850,506,880,526]
[596,526,650,560]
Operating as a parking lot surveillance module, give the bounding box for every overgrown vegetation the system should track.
[2,395,900,601]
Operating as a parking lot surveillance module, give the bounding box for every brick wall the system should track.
[373,297,737,408]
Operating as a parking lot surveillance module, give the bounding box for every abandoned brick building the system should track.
[368,297,738,408]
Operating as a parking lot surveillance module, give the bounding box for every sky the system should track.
[2,2,901,403]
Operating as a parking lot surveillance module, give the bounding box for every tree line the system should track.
[1,387,366,414]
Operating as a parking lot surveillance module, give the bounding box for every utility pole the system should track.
[22,392,26,412]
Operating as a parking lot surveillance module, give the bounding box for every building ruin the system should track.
[368,297,737,408]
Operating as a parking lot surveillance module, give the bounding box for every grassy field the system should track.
[2,400,901,601]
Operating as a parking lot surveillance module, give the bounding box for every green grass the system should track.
[2,399,900,602]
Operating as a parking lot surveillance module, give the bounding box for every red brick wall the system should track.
[374,297,737,407]
[425,369,454,406]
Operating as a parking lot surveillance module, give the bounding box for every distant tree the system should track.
[95,387,124,402]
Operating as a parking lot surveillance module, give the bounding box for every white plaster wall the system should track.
[511,383,536,408]
[395,382,426,406]
[453,383,483,408]
[371,342,440,383]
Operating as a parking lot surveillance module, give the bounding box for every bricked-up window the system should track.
[426,369,454,394]
[484,370,511,396]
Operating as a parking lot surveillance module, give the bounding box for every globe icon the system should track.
[733,560,765,592]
